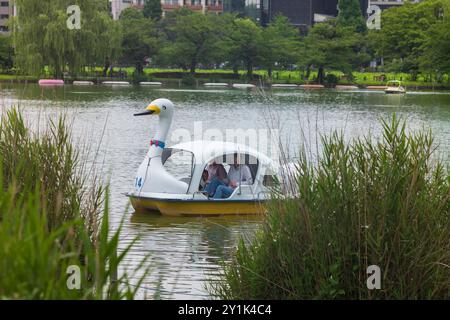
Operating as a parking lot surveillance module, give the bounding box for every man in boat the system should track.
[212,153,253,199]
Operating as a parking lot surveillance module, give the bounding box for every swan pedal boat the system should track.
[127,99,280,217]
[385,80,406,94]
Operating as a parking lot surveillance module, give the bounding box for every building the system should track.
[0,0,14,33]
[161,0,223,14]
[369,0,421,11]
[110,0,145,20]
[110,0,224,20]
[221,0,341,28]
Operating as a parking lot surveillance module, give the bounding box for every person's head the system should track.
[202,170,208,181]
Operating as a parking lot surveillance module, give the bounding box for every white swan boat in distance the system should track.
[127,98,279,216]
[385,80,406,94]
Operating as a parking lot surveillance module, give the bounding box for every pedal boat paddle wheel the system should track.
[126,98,280,216]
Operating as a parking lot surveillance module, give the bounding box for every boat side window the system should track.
[263,174,278,187]
[162,149,194,185]
[262,167,278,187]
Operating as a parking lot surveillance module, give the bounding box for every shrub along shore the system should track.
[0,108,147,299]
[211,116,450,299]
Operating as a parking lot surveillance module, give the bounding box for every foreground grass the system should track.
[0,108,147,299]
[212,116,450,299]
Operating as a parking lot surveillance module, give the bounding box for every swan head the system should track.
[134,98,174,119]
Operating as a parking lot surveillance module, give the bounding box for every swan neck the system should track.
[154,116,171,142]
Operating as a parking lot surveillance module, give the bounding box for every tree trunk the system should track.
[233,64,239,75]
[135,62,143,76]
[305,65,311,81]
[190,58,197,75]
[103,59,110,77]
[247,61,253,79]
[54,64,62,79]
[317,66,324,84]
[268,67,272,79]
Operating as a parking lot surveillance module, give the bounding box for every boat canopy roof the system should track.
[167,140,275,167]
[386,80,403,84]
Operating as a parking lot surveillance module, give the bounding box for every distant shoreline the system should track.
[1,72,450,91]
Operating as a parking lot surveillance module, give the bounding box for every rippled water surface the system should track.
[1,84,449,299]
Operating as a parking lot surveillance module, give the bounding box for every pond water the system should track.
[1,83,449,299]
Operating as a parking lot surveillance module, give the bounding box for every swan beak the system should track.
[134,105,161,116]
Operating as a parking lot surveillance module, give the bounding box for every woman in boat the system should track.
[203,161,228,196]
[199,170,209,191]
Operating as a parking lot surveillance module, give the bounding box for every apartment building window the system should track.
[0,2,9,7]
[164,0,179,4]
[0,14,9,19]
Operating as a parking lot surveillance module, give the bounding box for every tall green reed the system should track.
[0,108,148,299]
[212,115,450,299]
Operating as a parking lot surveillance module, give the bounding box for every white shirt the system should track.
[227,165,253,186]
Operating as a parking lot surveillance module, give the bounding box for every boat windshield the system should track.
[162,148,195,185]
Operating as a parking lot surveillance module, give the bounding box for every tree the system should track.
[260,15,300,78]
[143,0,162,20]
[89,13,122,77]
[419,1,449,77]
[337,0,366,33]
[0,35,13,71]
[372,0,445,78]
[227,18,264,78]
[160,11,223,74]
[119,7,159,76]
[299,20,366,84]
[12,0,121,77]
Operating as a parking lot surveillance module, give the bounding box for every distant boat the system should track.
[385,80,406,94]
[39,79,64,86]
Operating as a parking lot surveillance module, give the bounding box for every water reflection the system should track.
[126,212,261,299]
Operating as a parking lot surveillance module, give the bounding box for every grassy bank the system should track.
[0,108,147,299]
[211,116,450,299]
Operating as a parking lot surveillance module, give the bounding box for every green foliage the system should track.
[143,0,162,20]
[299,20,369,84]
[160,11,229,74]
[227,18,264,78]
[420,0,450,75]
[6,2,450,79]
[261,15,300,78]
[12,0,122,77]
[0,108,148,299]
[0,34,13,71]
[119,7,159,75]
[212,115,450,299]
[324,73,339,85]
[337,0,367,32]
[372,0,446,77]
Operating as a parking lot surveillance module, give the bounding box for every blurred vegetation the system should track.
[212,115,450,299]
[0,108,148,299]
